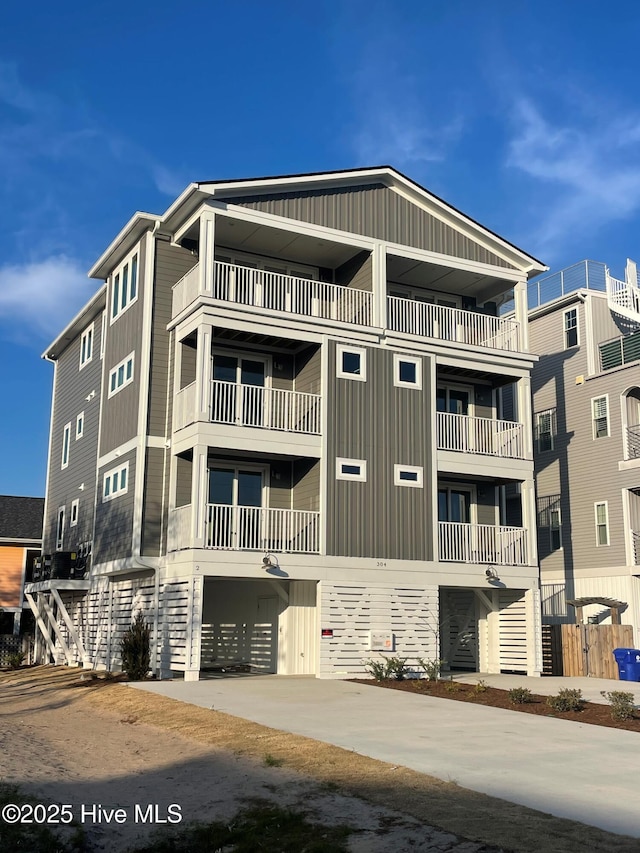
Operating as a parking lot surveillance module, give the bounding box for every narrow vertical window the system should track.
[112,273,120,319]
[592,396,609,439]
[130,254,138,299]
[76,412,84,439]
[56,506,65,550]
[535,408,556,452]
[61,422,71,469]
[595,502,609,546]
[79,323,94,369]
[564,308,578,349]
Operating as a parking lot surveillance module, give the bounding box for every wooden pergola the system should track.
[566,596,626,625]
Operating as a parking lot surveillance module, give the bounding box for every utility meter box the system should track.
[369,631,394,651]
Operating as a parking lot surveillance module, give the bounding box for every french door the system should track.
[207,467,266,549]
[211,353,268,427]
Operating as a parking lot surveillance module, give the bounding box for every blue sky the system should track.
[2,0,640,495]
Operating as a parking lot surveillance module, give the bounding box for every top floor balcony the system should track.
[173,259,523,354]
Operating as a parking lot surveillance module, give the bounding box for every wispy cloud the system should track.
[505,96,640,257]
[354,110,463,169]
[0,256,94,343]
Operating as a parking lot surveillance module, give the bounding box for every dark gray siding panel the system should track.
[149,241,198,435]
[141,447,165,556]
[269,462,293,509]
[295,346,321,394]
[176,455,192,508]
[100,235,147,455]
[335,251,372,291]
[224,185,516,269]
[326,342,433,559]
[43,308,103,554]
[293,460,319,511]
[94,449,136,562]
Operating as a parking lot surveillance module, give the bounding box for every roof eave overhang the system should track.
[88,212,159,280]
[42,284,107,360]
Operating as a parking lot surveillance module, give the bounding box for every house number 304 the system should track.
[376,561,387,568]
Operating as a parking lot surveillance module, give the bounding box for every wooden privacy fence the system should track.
[542,624,634,678]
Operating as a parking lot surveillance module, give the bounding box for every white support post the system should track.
[194,322,213,422]
[516,375,533,460]
[184,575,203,681]
[198,210,216,297]
[190,444,208,549]
[521,477,538,568]
[40,594,74,665]
[50,587,88,665]
[487,589,501,674]
[525,586,543,676]
[372,243,387,329]
[513,279,529,351]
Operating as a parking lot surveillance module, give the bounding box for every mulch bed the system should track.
[351,678,640,732]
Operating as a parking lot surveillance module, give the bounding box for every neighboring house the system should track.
[27,166,546,679]
[529,259,640,640]
[0,495,44,634]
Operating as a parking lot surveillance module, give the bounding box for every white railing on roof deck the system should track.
[387,296,520,352]
[607,273,640,315]
[172,264,200,315]
[205,504,320,553]
[211,380,321,434]
[436,412,524,458]
[438,522,528,566]
[167,505,191,552]
[214,261,372,325]
[174,381,197,430]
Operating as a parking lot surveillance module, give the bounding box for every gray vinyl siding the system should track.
[141,447,164,556]
[100,235,148,456]
[292,460,320,511]
[295,346,321,394]
[590,293,631,365]
[530,297,631,574]
[94,449,136,563]
[43,309,103,554]
[176,456,192,508]
[149,240,198,434]
[181,340,197,388]
[335,251,372,291]
[223,184,516,269]
[476,489,498,525]
[326,341,433,559]
[268,462,293,509]
[271,355,294,392]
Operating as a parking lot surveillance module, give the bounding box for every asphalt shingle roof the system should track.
[0,496,44,541]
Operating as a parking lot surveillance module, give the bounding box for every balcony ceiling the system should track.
[388,256,511,303]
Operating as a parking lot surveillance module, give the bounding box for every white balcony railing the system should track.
[439,522,528,566]
[387,295,520,352]
[211,381,321,434]
[167,504,192,552]
[172,265,200,315]
[437,412,524,459]
[205,504,320,553]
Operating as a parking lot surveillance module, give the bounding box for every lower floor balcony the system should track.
[438,521,528,566]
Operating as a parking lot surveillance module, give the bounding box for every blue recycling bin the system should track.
[613,648,640,681]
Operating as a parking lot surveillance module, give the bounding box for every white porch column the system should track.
[198,210,216,297]
[525,586,543,676]
[372,244,387,329]
[190,444,208,549]
[194,322,213,422]
[184,575,203,681]
[13,612,20,635]
[521,477,538,568]
[516,376,533,460]
[513,279,529,352]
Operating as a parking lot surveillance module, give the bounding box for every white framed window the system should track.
[70,499,79,527]
[336,345,367,381]
[595,501,609,546]
[100,311,106,359]
[549,505,562,551]
[564,308,578,349]
[56,506,65,550]
[538,495,562,552]
[103,461,129,501]
[393,354,422,389]
[76,411,84,440]
[592,395,609,438]
[394,464,423,488]
[336,457,367,481]
[79,323,94,369]
[61,422,71,469]
[110,250,139,322]
[535,408,556,452]
[108,352,135,398]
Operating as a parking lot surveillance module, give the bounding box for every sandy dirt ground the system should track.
[1,667,639,853]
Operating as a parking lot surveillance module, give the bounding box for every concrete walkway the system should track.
[131,676,640,838]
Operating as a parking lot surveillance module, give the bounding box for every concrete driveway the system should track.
[131,675,640,838]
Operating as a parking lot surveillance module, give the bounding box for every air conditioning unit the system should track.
[50,551,77,580]
[32,556,43,582]
[42,555,53,581]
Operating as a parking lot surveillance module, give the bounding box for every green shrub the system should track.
[120,611,151,681]
[601,690,636,721]
[385,656,409,680]
[547,688,583,713]
[6,651,25,670]
[508,687,533,704]
[363,658,388,681]
[473,679,488,694]
[416,657,444,681]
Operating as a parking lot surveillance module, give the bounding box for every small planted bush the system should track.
[473,679,488,694]
[508,687,533,705]
[416,657,444,681]
[6,651,25,670]
[120,611,151,681]
[601,690,636,721]
[385,656,409,681]
[547,688,583,713]
[363,658,388,681]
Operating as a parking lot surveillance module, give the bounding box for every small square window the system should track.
[394,354,422,389]
[336,345,367,381]
[394,464,424,487]
[336,457,367,481]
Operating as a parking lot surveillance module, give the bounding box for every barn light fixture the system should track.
[485,567,499,582]
[262,553,279,570]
